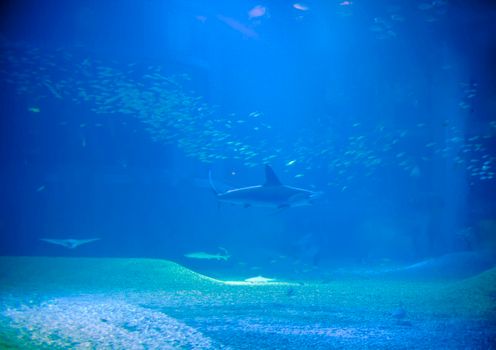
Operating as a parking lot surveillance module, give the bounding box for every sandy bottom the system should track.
[0,257,495,349]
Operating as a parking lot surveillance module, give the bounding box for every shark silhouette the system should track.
[40,238,100,249]
[209,165,321,209]
[184,247,230,261]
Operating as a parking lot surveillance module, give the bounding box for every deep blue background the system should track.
[0,0,495,271]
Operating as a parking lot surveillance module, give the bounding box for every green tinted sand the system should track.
[0,256,220,292]
[0,257,494,349]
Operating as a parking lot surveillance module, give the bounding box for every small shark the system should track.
[40,238,100,249]
[209,165,321,209]
[184,247,230,261]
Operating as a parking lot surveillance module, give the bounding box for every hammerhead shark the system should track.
[209,165,321,209]
[40,238,100,249]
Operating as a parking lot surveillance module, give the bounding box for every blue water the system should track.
[0,1,495,348]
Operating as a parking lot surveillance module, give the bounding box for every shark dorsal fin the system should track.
[264,165,282,186]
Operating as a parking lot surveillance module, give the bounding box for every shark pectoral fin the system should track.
[243,203,251,208]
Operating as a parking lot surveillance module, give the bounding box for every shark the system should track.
[184,247,230,261]
[40,238,101,249]
[209,165,321,209]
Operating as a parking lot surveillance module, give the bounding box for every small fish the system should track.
[410,166,421,177]
[293,3,309,11]
[42,80,62,99]
[36,185,45,192]
[28,107,40,113]
[248,5,266,19]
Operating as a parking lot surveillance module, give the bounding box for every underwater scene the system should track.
[0,0,495,349]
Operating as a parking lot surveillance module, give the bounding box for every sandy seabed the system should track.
[0,256,495,349]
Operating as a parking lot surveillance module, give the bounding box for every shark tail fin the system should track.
[208,170,219,195]
[264,165,282,186]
